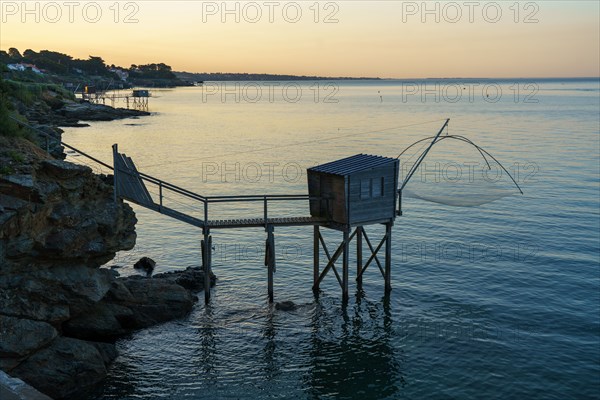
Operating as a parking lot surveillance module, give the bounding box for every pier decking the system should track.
[207,216,327,229]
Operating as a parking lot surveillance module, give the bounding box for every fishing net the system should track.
[402,179,516,207]
[398,129,522,208]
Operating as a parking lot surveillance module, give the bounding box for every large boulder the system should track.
[0,316,57,371]
[10,337,116,400]
[64,266,216,342]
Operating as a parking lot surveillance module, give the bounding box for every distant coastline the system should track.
[174,71,381,82]
[174,72,599,84]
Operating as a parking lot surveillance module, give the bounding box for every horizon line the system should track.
[176,71,600,81]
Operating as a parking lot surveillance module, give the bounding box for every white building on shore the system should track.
[7,63,43,74]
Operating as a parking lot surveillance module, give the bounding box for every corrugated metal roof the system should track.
[308,154,397,176]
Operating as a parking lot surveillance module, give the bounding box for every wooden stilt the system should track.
[342,228,349,301]
[202,228,212,303]
[314,228,357,289]
[357,231,387,281]
[385,222,392,293]
[313,226,319,294]
[356,226,363,290]
[112,144,118,205]
[266,224,275,302]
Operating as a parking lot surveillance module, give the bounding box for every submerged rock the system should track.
[153,266,217,291]
[133,256,155,276]
[275,301,298,311]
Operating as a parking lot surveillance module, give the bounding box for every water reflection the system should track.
[304,294,404,399]
[197,304,218,385]
[261,304,278,381]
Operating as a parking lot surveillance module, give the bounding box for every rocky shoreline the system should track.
[13,92,150,160]
[0,101,210,399]
[42,101,151,128]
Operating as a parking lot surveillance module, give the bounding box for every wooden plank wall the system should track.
[347,163,398,225]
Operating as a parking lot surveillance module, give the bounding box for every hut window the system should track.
[361,177,385,199]
[373,177,384,197]
[360,179,371,199]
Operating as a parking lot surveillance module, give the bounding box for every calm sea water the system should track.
[64,79,600,399]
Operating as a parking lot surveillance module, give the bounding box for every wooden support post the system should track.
[313,225,319,294]
[201,237,206,299]
[112,144,118,205]
[357,230,386,281]
[385,222,392,293]
[356,226,363,290]
[202,228,212,303]
[314,228,357,290]
[263,196,268,224]
[266,224,275,303]
[397,189,403,216]
[158,181,163,212]
[342,228,349,302]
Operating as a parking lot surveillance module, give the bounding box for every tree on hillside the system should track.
[26,50,73,74]
[38,50,72,66]
[23,49,37,59]
[129,63,176,80]
[85,56,106,74]
[8,48,22,60]
[72,56,109,76]
[0,51,10,64]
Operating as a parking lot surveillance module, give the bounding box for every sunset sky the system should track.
[1,1,598,78]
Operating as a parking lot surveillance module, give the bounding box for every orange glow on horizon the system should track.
[1,1,598,78]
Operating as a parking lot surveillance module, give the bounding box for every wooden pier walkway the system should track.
[112,144,397,304]
[113,145,330,229]
[81,88,150,110]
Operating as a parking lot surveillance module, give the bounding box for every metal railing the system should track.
[119,164,334,227]
[9,117,327,227]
